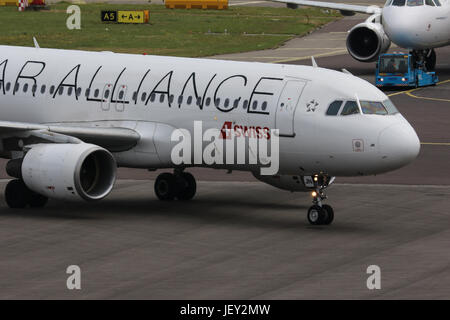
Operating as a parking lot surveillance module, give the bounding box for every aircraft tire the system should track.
[426,50,436,71]
[5,179,30,209]
[175,172,196,201]
[28,192,49,208]
[154,173,178,201]
[321,205,334,225]
[307,205,326,225]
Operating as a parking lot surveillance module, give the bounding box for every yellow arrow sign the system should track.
[117,10,149,24]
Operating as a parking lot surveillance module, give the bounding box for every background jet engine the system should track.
[346,21,391,62]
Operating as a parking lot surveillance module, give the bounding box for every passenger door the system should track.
[275,79,307,137]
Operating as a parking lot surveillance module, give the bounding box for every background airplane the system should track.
[274,0,450,70]
[0,45,420,225]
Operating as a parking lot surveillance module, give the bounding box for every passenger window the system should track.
[170,95,175,104]
[360,101,388,115]
[15,83,20,92]
[104,90,110,99]
[224,98,230,108]
[261,101,268,111]
[205,97,211,106]
[392,0,406,5]
[32,84,37,94]
[23,83,28,92]
[49,86,55,95]
[160,94,165,103]
[233,99,239,109]
[119,90,124,100]
[141,92,147,102]
[67,87,73,96]
[326,100,343,116]
[178,95,183,104]
[41,85,46,94]
[59,87,64,95]
[150,93,156,102]
[187,96,192,105]
[215,98,221,107]
[132,91,137,101]
[407,0,423,5]
[94,89,99,98]
[341,101,360,116]
[196,97,201,106]
[6,82,11,92]
[243,100,248,110]
[76,88,82,97]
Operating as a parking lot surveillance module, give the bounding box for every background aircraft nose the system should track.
[378,123,421,170]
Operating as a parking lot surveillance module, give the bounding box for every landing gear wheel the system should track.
[176,172,197,201]
[28,192,48,208]
[307,205,326,225]
[154,173,178,201]
[426,50,436,71]
[5,179,30,209]
[321,204,334,225]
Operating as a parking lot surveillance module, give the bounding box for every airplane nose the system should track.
[378,123,421,170]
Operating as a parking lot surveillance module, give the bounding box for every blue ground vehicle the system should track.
[375,53,438,88]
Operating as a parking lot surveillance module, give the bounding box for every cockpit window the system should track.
[341,101,360,116]
[407,0,424,6]
[433,0,441,5]
[385,0,394,5]
[392,0,406,6]
[326,100,343,116]
[383,99,399,114]
[425,0,435,5]
[360,101,388,115]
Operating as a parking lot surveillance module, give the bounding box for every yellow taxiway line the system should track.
[388,79,450,102]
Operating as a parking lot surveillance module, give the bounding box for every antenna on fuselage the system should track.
[311,56,318,68]
[33,37,40,49]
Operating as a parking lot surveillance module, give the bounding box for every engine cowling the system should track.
[346,22,391,62]
[19,143,116,201]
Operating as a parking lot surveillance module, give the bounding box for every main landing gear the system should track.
[307,175,334,226]
[154,170,197,201]
[412,49,436,71]
[4,179,48,209]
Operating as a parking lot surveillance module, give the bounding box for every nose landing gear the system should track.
[306,175,334,225]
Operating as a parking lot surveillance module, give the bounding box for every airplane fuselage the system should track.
[0,46,420,178]
[382,3,450,50]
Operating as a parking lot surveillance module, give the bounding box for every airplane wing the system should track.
[0,121,140,152]
[272,0,382,14]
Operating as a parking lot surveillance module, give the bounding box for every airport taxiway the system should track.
[0,1,449,299]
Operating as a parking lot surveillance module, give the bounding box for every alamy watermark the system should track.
[66,265,81,290]
[66,5,81,30]
[171,121,280,175]
[366,265,381,290]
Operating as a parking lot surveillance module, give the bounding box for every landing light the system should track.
[402,78,407,82]
[380,78,384,82]
[311,191,318,197]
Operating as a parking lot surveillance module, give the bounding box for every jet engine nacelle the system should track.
[347,21,391,62]
[19,143,117,201]
[252,173,312,192]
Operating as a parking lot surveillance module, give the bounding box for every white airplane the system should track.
[274,0,450,70]
[0,45,420,225]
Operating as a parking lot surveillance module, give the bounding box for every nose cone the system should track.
[378,123,421,171]
[382,7,423,49]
